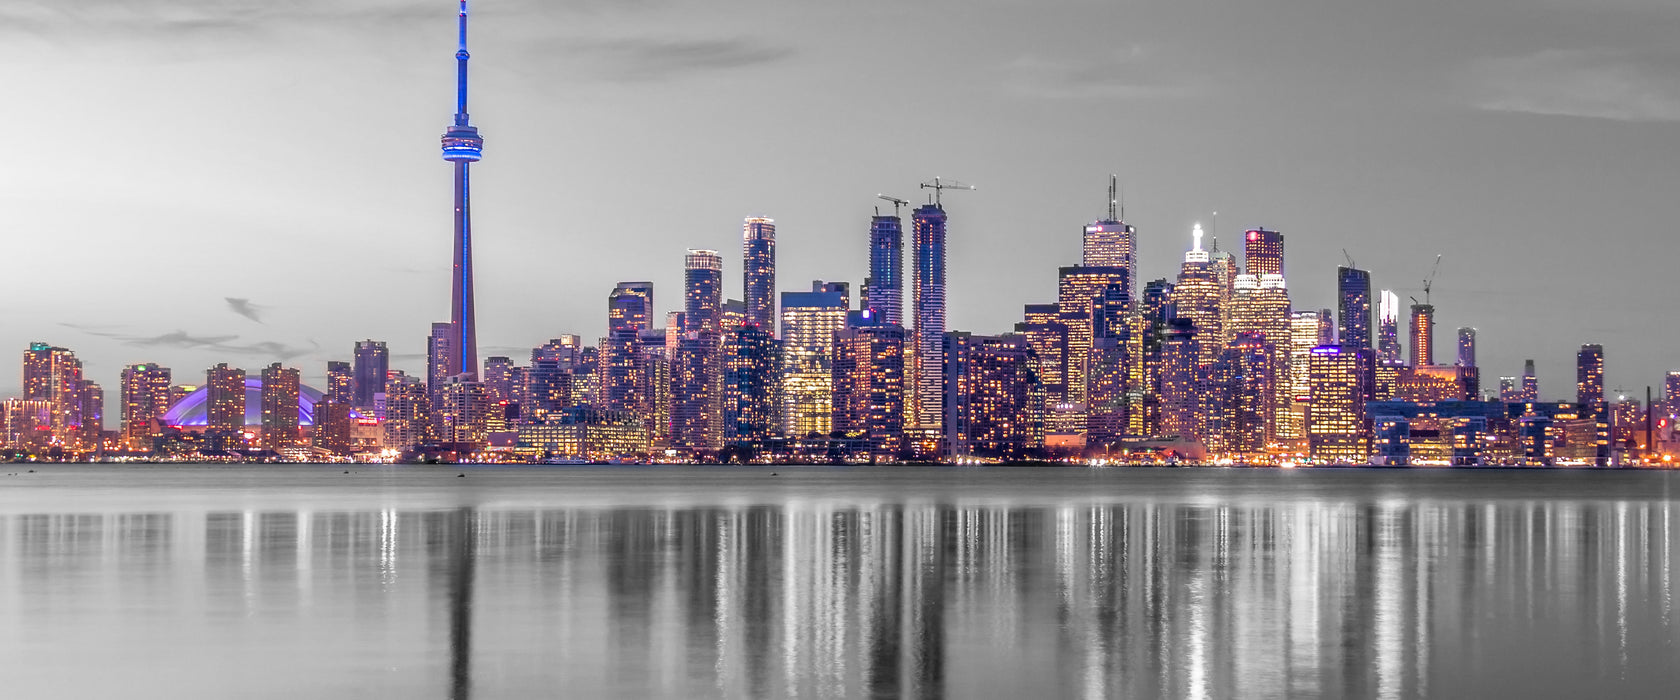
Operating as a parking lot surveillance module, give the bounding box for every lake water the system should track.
[1,465,1677,699]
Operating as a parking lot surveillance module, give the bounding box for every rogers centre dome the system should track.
[160,379,368,428]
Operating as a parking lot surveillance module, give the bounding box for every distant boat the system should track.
[538,456,590,465]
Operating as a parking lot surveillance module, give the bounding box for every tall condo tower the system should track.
[441,0,484,380]
[685,250,724,332]
[868,213,904,326]
[1409,303,1434,367]
[1377,291,1401,363]
[742,218,776,332]
[911,203,948,429]
[1336,266,1372,350]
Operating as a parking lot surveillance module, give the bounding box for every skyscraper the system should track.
[1159,318,1201,440]
[780,282,848,438]
[742,218,776,333]
[911,203,948,430]
[685,249,723,333]
[1577,344,1605,408]
[1409,302,1435,367]
[1083,180,1136,300]
[1337,266,1372,350]
[427,322,454,408]
[1377,291,1402,363]
[205,363,247,441]
[440,0,485,381]
[1308,345,1370,463]
[260,363,300,452]
[1457,327,1476,367]
[723,324,779,443]
[326,361,354,405]
[832,324,906,458]
[868,212,904,326]
[120,363,172,450]
[1058,265,1130,413]
[22,342,84,443]
[1522,359,1539,402]
[353,340,388,409]
[608,282,654,333]
[1227,273,1293,444]
[383,372,432,451]
[943,332,1044,459]
[482,356,514,405]
[1243,228,1284,277]
[1169,224,1224,368]
[670,330,724,456]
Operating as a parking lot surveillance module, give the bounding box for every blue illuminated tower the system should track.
[868,214,903,326]
[441,0,484,380]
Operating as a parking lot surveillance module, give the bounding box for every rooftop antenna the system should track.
[876,194,909,217]
[919,177,975,207]
[1107,175,1118,221]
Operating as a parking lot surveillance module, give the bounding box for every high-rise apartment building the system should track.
[1457,327,1476,367]
[832,324,906,458]
[742,218,776,333]
[427,322,454,408]
[780,283,848,438]
[259,363,300,451]
[1243,228,1284,277]
[22,342,83,442]
[943,332,1044,459]
[1522,359,1539,402]
[326,361,353,405]
[383,372,431,451]
[352,340,388,409]
[685,249,724,333]
[670,330,724,455]
[911,203,948,430]
[1337,266,1372,350]
[868,212,904,326]
[1159,318,1201,440]
[1409,303,1435,368]
[724,325,779,443]
[1377,291,1402,363]
[1577,344,1605,408]
[481,356,514,405]
[205,363,247,440]
[435,377,489,445]
[120,363,172,449]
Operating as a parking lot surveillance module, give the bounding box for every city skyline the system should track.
[3,0,1678,406]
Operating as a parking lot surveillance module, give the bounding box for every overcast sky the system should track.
[2,0,1678,404]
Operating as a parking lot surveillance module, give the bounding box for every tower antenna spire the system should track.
[441,0,486,381]
[1107,174,1117,221]
[455,0,470,125]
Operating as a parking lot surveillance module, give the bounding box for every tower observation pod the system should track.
[441,1,483,163]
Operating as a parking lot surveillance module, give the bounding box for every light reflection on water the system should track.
[2,466,1679,698]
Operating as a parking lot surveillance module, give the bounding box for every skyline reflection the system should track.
[2,468,1679,698]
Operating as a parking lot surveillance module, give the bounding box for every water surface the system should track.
[2,465,1676,698]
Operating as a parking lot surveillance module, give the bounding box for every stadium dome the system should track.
[160,379,367,428]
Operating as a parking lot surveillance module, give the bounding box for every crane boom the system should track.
[1422,254,1443,304]
[919,177,975,206]
[876,194,909,216]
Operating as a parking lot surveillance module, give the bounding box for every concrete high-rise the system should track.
[742,218,776,333]
[205,363,247,438]
[868,213,904,326]
[353,340,388,409]
[259,363,300,451]
[1409,303,1435,367]
[1227,273,1293,444]
[326,361,353,405]
[440,0,486,381]
[1337,266,1372,350]
[1058,265,1130,411]
[670,330,724,456]
[1577,344,1605,408]
[723,324,779,443]
[685,249,723,333]
[427,322,454,408]
[1169,224,1224,368]
[832,324,907,458]
[910,203,948,430]
[1308,345,1371,463]
[1242,228,1284,277]
[944,332,1044,459]
[1457,327,1476,368]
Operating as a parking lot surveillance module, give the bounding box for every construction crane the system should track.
[1342,249,1356,269]
[876,194,909,217]
[1422,254,1443,305]
[919,177,975,206]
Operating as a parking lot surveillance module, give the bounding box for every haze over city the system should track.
[3,0,1678,404]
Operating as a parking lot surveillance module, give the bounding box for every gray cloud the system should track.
[561,37,797,81]
[212,340,319,361]
[1002,47,1203,101]
[125,331,241,348]
[1469,49,1680,122]
[225,298,266,324]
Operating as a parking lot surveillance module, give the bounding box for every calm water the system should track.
[2,465,1678,699]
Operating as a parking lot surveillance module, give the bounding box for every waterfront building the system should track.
[780,282,848,438]
[76,380,102,449]
[832,324,906,458]
[205,364,247,450]
[943,332,1044,460]
[1308,345,1371,463]
[1369,400,1505,466]
[670,330,724,456]
[910,203,948,431]
[1203,333,1273,457]
[21,342,83,444]
[516,407,648,461]
[724,324,780,443]
[353,340,388,409]
[524,358,572,422]
[259,363,301,451]
[685,249,724,333]
[383,372,431,451]
[1393,365,1478,402]
[435,377,489,445]
[119,363,172,450]
[312,400,357,456]
[868,213,904,326]
[742,218,777,333]
[1158,318,1201,441]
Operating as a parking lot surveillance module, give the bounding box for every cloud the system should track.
[1469,49,1680,122]
[225,297,266,324]
[125,331,241,348]
[1003,46,1203,101]
[561,37,796,81]
[212,339,320,361]
[58,323,123,339]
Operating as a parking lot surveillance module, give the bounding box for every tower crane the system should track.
[1422,254,1442,305]
[919,177,975,207]
[876,194,909,217]
[1342,249,1356,268]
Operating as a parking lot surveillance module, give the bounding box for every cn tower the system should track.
[440,0,483,380]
